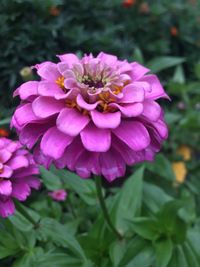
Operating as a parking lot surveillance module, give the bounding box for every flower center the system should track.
[81,76,104,89]
[56,76,65,89]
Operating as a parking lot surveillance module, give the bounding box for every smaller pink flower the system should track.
[48,189,67,201]
[0,138,40,218]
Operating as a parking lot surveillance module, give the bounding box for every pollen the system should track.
[56,76,65,89]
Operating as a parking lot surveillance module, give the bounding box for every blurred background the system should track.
[0,0,200,191]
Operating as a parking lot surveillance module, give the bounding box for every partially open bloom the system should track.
[48,189,67,201]
[12,52,169,182]
[0,138,40,217]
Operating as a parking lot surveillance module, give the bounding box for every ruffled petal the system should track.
[57,53,79,66]
[0,166,13,178]
[113,121,150,151]
[141,74,170,100]
[13,81,39,100]
[97,52,117,65]
[120,83,145,103]
[91,110,121,129]
[76,94,100,110]
[57,108,90,136]
[142,100,161,121]
[80,123,111,152]
[0,199,15,218]
[0,149,12,163]
[99,148,126,182]
[14,103,38,126]
[129,62,150,80]
[32,96,65,118]
[11,182,30,201]
[41,126,73,159]
[7,156,29,170]
[110,103,143,117]
[37,62,60,81]
[38,81,64,98]
[0,180,12,196]
[150,119,168,139]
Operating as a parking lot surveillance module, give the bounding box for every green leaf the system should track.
[146,154,175,181]
[176,246,188,267]
[173,65,185,84]
[109,240,127,267]
[194,61,200,80]
[8,210,33,232]
[154,238,173,267]
[40,166,63,190]
[0,117,11,126]
[12,247,43,267]
[143,182,172,213]
[130,217,159,240]
[0,245,19,259]
[51,167,97,205]
[182,243,199,267]
[115,167,144,234]
[187,230,200,261]
[117,237,148,267]
[37,218,86,260]
[133,47,144,64]
[147,56,186,73]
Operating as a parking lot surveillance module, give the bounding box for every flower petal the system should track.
[0,166,13,178]
[130,62,150,80]
[41,126,73,159]
[0,180,12,196]
[141,74,170,100]
[32,96,65,118]
[11,182,30,201]
[37,62,60,81]
[142,100,161,121]
[14,103,38,126]
[91,110,121,129]
[80,123,111,152]
[13,81,39,100]
[7,156,29,170]
[120,83,145,103]
[113,121,150,151]
[0,149,12,163]
[97,52,117,65]
[57,53,79,66]
[57,108,90,136]
[38,81,64,97]
[110,103,143,117]
[0,199,15,218]
[76,94,100,111]
[99,148,125,182]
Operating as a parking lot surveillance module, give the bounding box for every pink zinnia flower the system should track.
[48,189,67,201]
[12,52,169,182]
[0,138,40,217]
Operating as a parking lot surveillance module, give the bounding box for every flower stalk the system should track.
[94,175,123,240]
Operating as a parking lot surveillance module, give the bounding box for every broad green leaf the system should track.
[176,246,188,267]
[125,245,155,267]
[115,167,144,234]
[117,237,148,267]
[147,56,185,73]
[109,240,127,267]
[129,217,159,240]
[38,252,83,267]
[154,238,173,267]
[40,166,63,190]
[51,168,97,205]
[187,230,200,261]
[0,245,19,259]
[37,218,86,260]
[8,210,33,232]
[12,247,43,267]
[182,243,199,267]
[143,182,172,213]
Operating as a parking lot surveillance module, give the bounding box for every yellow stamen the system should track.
[56,76,65,89]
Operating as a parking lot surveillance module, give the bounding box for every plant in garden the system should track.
[0,137,40,218]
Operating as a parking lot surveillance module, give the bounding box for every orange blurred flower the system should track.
[172,161,187,184]
[139,2,150,14]
[0,128,9,137]
[122,0,136,8]
[49,6,60,16]
[170,26,178,37]
[177,145,192,161]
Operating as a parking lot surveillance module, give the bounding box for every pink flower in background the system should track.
[12,52,169,182]
[0,138,40,217]
[48,189,67,201]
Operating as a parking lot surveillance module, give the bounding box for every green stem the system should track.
[14,200,39,228]
[94,175,123,240]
